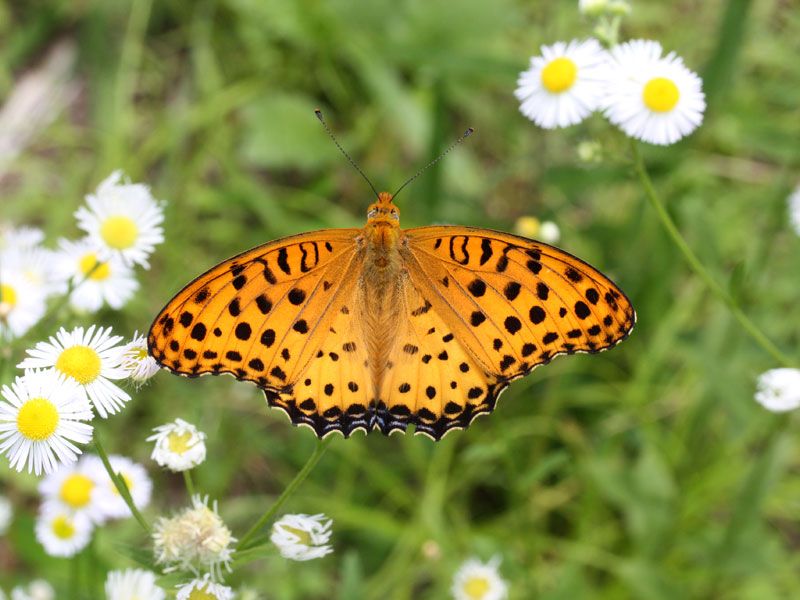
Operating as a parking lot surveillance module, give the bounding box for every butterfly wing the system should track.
[148,229,375,436]
[383,225,635,438]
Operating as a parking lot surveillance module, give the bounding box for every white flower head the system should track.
[35,502,93,557]
[153,495,236,579]
[0,223,44,252]
[271,513,333,561]
[0,494,12,535]
[451,556,508,600]
[18,325,131,418]
[147,418,207,472]
[512,217,561,245]
[121,331,161,383]
[176,574,234,600]
[94,455,152,519]
[0,258,47,341]
[52,238,138,313]
[75,170,165,269]
[4,246,65,298]
[104,569,165,600]
[755,368,800,413]
[579,0,608,17]
[788,185,800,236]
[10,580,54,600]
[38,454,110,523]
[515,38,609,129]
[602,39,706,145]
[0,370,93,476]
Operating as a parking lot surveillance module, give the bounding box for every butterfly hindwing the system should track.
[375,277,501,439]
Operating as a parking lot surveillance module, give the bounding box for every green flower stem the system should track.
[631,141,793,368]
[93,432,151,534]
[236,437,333,551]
[183,469,196,498]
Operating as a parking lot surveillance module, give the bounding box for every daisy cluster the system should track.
[0,170,164,340]
[34,453,151,557]
[1,326,159,475]
[515,15,706,145]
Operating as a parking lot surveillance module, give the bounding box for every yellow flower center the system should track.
[187,588,217,600]
[111,473,134,496]
[78,253,111,281]
[514,216,541,239]
[642,77,680,112]
[0,283,17,307]
[52,515,76,539]
[100,215,138,250]
[17,398,59,441]
[463,576,491,599]
[60,474,94,508]
[167,431,194,455]
[541,57,578,93]
[55,345,101,385]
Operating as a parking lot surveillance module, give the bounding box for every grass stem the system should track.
[236,437,333,551]
[631,141,793,368]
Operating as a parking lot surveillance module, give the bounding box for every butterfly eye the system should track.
[367,208,378,219]
[390,210,399,221]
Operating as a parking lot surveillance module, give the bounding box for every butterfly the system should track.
[147,189,635,440]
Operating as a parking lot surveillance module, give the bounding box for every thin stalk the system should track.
[631,142,793,368]
[183,469,196,498]
[236,437,333,551]
[94,432,151,533]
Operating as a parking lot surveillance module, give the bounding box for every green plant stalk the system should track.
[631,142,793,368]
[183,469,196,498]
[236,437,333,551]
[94,432,151,533]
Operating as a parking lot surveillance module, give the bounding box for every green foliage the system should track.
[2,0,800,598]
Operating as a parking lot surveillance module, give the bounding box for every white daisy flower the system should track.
[75,170,164,269]
[18,325,131,418]
[35,502,93,557]
[0,494,12,535]
[515,38,609,129]
[176,574,234,600]
[104,569,165,600]
[147,418,207,472]
[0,370,93,476]
[5,246,65,298]
[788,185,800,236]
[0,223,44,252]
[38,455,109,523]
[451,556,508,600]
[754,368,800,413]
[153,495,236,579]
[121,331,161,383]
[270,513,333,561]
[10,580,54,600]
[602,39,706,145]
[0,259,47,340]
[52,238,138,313]
[94,455,152,519]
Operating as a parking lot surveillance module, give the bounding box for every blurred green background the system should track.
[2,0,800,598]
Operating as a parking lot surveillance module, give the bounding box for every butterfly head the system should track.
[366,192,400,227]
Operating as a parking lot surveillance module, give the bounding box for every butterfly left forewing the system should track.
[148,229,361,386]
[403,226,635,382]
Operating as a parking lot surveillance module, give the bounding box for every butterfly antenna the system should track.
[315,109,380,200]
[392,127,474,199]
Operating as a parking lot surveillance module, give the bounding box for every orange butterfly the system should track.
[148,125,635,440]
